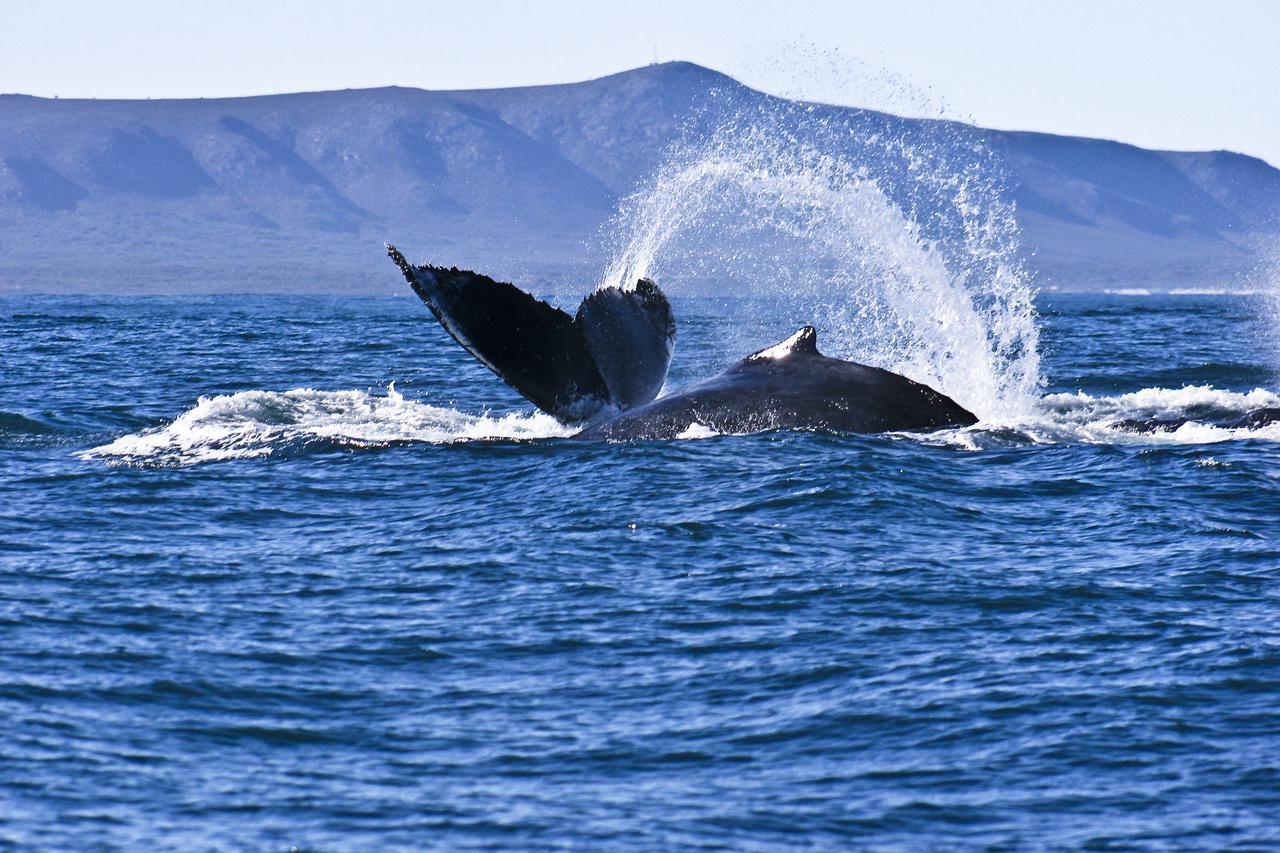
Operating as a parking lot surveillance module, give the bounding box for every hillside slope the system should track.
[1,62,1276,293]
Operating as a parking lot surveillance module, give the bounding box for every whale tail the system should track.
[387,245,674,421]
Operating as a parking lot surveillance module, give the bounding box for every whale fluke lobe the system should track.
[387,243,416,282]
[387,244,674,421]
[577,279,676,409]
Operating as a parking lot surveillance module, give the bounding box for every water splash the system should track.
[731,43,961,125]
[598,84,1040,421]
[1261,241,1280,380]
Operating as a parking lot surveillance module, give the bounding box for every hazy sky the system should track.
[3,0,1278,165]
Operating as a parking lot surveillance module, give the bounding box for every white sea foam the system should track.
[919,385,1280,450]
[1167,288,1250,296]
[1085,288,1265,296]
[84,385,572,466]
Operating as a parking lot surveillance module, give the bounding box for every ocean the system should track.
[3,291,1280,849]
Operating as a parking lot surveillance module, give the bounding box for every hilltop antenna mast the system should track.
[652,44,658,65]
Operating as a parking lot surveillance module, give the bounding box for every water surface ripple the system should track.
[2,293,1279,849]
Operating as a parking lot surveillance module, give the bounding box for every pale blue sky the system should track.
[2,0,1278,165]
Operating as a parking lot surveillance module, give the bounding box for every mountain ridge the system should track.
[2,62,1276,294]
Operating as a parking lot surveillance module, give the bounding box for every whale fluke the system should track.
[387,244,674,420]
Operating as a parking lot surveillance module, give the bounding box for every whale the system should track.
[575,326,977,440]
[387,244,674,421]
[388,247,977,439]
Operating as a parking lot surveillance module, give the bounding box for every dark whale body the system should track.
[576,326,977,440]
[388,247,977,439]
[388,245,674,420]
[1113,406,1280,434]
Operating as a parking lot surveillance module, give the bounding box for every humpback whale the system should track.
[388,246,977,439]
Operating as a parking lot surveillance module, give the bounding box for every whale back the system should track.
[575,326,977,440]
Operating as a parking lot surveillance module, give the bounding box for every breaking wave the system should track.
[84,385,572,467]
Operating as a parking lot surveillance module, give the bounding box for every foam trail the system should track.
[84,386,572,467]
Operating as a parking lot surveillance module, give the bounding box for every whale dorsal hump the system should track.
[747,326,820,361]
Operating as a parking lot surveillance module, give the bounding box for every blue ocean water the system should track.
[2,292,1280,849]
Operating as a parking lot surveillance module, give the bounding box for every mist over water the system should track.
[598,80,1040,420]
